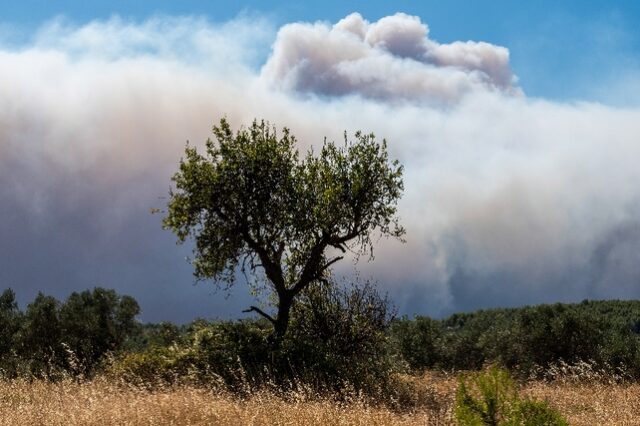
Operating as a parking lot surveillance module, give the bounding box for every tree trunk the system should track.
[270,293,293,347]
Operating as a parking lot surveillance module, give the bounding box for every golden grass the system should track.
[524,381,640,426]
[0,376,453,426]
[1,374,639,425]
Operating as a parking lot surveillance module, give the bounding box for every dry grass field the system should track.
[0,373,639,425]
[524,381,640,425]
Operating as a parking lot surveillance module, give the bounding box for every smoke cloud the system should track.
[1,13,640,321]
[262,13,519,104]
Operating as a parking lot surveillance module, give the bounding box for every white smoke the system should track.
[1,13,640,321]
[261,13,519,104]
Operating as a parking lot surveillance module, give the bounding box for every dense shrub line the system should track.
[391,300,640,378]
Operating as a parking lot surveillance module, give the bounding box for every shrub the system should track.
[110,319,273,390]
[455,366,567,425]
[455,366,519,425]
[18,293,65,379]
[514,400,568,426]
[283,281,396,394]
[0,289,23,377]
[109,281,399,402]
[390,316,442,370]
[390,301,640,379]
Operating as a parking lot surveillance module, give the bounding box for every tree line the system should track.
[0,288,138,379]
[391,299,640,378]
[3,286,640,389]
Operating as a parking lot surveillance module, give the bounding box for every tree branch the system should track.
[320,256,344,272]
[243,306,276,325]
[240,225,287,295]
[329,229,360,248]
[291,235,329,295]
[331,243,347,253]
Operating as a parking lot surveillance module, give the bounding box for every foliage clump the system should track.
[110,281,396,401]
[0,287,139,379]
[455,366,567,425]
[391,300,640,379]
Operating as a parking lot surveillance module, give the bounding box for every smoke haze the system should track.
[2,13,640,321]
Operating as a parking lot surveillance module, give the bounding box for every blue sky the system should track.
[3,2,640,322]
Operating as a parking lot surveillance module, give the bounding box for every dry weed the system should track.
[523,381,640,426]
[0,377,451,426]
[1,371,638,425]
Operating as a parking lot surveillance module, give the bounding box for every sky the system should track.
[3,2,640,322]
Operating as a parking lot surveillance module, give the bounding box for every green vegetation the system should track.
[4,284,640,421]
[391,300,640,378]
[455,366,567,425]
[139,117,640,420]
[0,288,139,379]
[6,285,640,388]
[111,297,640,396]
[111,281,395,400]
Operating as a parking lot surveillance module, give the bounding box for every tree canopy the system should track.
[164,118,405,340]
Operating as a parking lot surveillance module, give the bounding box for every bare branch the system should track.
[331,243,347,253]
[243,306,276,325]
[320,256,344,272]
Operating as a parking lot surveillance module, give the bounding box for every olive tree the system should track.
[164,118,404,342]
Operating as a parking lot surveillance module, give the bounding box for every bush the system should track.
[59,288,140,375]
[455,366,567,425]
[110,281,398,402]
[0,289,23,377]
[515,400,568,426]
[110,319,273,390]
[18,293,65,379]
[284,281,396,394]
[390,316,442,370]
[455,366,519,425]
